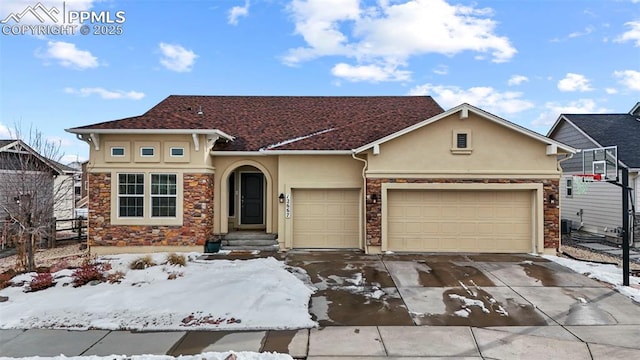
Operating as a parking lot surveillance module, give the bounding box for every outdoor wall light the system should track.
[367,194,378,203]
[549,194,556,204]
[279,193,285,203]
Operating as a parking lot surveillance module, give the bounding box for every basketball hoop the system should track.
[573,174,601,195]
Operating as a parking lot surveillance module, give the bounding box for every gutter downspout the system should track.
[557,152,576,172]
[352,152,369,254]
[557,152,576,236]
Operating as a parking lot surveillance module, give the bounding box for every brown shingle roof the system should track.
[69,95,444,151]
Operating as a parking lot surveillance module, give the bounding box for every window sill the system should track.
[450,148,473,155]
[112,217,183,226]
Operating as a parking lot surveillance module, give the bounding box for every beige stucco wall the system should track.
[366,112,561,178]
[278,155,365,249]
[88,134,213,173]
[211,156,279,234]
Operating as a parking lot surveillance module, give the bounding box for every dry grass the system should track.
[0,244,89,274]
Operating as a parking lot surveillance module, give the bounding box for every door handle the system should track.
[241,196,245,207]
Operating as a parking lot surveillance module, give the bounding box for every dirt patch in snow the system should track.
[560,245,640,271]
[0,244,89,274]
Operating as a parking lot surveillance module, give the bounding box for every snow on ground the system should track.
[543,255,640,303]
[0,352,292,360]
[0,253,317,331]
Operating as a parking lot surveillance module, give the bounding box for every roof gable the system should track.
[355,103,575,154]
[67,96,444,152]
[548,111,640,169]
[0,139,65,174]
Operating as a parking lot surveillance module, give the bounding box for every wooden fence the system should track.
[0,217,87,250]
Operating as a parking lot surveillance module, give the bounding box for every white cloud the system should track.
[64,87,145,100]
[568,26,594,38]
[613,70,640,91]
[605,88,618,94]
[615,21,640,46]
[433,64,448,75]
[38,41,98,69]
[408,83,534,115]
[532,99,608,126]
[331,62,410,82]
[60,154,87,164]
[557,73,593,92]
[284,0,516,82]
[228,1,250,25]
[0,123,13,139]
[158,43,198,72]
[284,0,360,64]
[508,75,529,86]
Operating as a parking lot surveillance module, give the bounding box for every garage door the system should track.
[387,190,532,253]
[293,189,360,248]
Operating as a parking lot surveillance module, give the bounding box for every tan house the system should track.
[66,96,574,255]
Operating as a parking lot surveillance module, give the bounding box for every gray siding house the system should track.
[547,103,640,243]
[0,140,76,243]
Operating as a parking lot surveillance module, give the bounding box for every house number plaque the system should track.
[285,194,291,218]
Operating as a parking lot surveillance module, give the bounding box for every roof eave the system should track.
[211,150,353,156]
[65,128,235,140]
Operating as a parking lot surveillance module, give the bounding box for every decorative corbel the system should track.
[207,135,220,151]
[89,133,100,151]
[192,133,200,151]
[460,107,469,119]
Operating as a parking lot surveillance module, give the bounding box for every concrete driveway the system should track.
[285,252,640,327]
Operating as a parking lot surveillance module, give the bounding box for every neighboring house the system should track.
[0,139,75,237]
[67,160,89,216]
[547,102,640,241]
[50,160,81,229]
[66,96,574,255]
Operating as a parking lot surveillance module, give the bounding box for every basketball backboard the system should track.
[582,146,618,182]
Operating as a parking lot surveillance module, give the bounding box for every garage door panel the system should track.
[293,189,360,249]
[387,189,533,253]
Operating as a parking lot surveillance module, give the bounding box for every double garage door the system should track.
[387,189,533,253]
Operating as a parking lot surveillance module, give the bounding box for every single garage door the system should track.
[293,189,360,248]
[387,190,532,253]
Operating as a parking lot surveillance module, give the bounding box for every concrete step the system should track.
[222,244,281,252]
[222,239,279,246]
[223,232,277,241]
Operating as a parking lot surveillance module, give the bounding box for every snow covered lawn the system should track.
[0,253,317,331]
[543,255,640,303]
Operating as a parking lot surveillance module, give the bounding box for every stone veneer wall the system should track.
[88,173,214,247]
[366,178,560,250]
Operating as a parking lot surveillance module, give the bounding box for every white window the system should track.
[117,173,144,217]
[170,147,184,157]
[111,147,125,157]
[566,178,573,198]
[140,147,155,157]
[151,174,177,217]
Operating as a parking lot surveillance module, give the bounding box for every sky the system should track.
[0,0,639,164]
